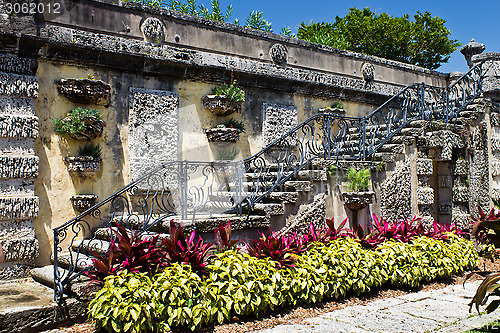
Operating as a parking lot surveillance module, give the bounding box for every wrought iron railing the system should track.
[53,61,486,302]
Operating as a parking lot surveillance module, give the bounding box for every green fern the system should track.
[346,167,370,192]
[212,81,245,103]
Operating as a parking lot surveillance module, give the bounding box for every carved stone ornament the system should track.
[269,43,288,64]
[140,17,165,44]
[361,63,375,82]
[341,191,375,211]
[461,39,485,68]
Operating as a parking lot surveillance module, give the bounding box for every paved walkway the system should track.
[258,282,500,333]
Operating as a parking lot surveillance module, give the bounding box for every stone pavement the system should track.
[258,282,500,333]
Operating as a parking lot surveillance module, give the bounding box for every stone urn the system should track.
[71,195,98,213]
[341,191,375,211]
[202,95,243,116]
[205,127,241,143]
[59,116,106,141]
[64,156,102,178]
[56,78,111,106]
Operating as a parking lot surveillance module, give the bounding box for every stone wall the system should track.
[0,54,39,279]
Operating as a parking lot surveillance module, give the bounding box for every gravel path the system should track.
[256,281,498,333]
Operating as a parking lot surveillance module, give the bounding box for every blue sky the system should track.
[188,0,499,73]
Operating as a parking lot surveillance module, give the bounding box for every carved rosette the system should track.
[140,17,165,45]
[205,127,241,143]
[64,156,102,178]
[342,192,375,211]
[361,63,375,82]
[202,95,242,116]
[269,43,288,65]
[70,195,98,212]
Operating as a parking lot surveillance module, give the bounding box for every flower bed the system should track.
[89,229,478,332]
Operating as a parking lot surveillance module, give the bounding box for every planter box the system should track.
[56,78,111,106]
[341,191,375,211]
[70,195,98,212]
[205,128,241,143]
[202,95,242,116]
[64,156,102,178]
[318,107,346,116]
[58,117,105,141]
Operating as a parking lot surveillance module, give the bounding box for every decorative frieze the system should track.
[41,25,404,98]
[129,88,179,181]
[262,103,297,146]
[0,197,38,220]
[0,97,35,115]
[0,115,39,138]
[0,156,38,179]
[0,237,39,263]
[0,72,38,98]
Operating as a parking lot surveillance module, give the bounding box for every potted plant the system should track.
[205,118,245,143]
[54,107,106,141]
[64,144,102,178]
[70,194,98,212]
[202,81,245,116]
[341,167,375,211]
[56,75,111,106]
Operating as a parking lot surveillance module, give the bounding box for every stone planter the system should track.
[318,107,346,116]
[64,156,102,178]
[205,127,241,143]
[202,95,242,116]
[58,116,106,141]
[341,191,375,211]
[56,78,111,106]
[70,195,98,212]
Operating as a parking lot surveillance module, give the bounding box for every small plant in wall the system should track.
[202,81,245,116]
[342,167,374,211]
[54,107,105,141]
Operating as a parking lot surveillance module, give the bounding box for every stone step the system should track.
[242,180,313,192]
[111,213,270,234]
[93,226,168,242]
[244,169,326,182]
[31,265,96,299]
[53,252,93,271]
[253,203,285,216]
[0,155,38,179]
[209,191,299,204]
[373,152,397,162]
[0,72,38,99]
[0,115,39,139]
[72,239,111,257]
[376,144,405,154]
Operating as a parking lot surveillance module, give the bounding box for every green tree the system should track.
[298,7,460,70]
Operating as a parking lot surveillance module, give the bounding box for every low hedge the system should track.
[89,234,478,333]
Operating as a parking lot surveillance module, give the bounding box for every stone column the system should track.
[0,54,40,280]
